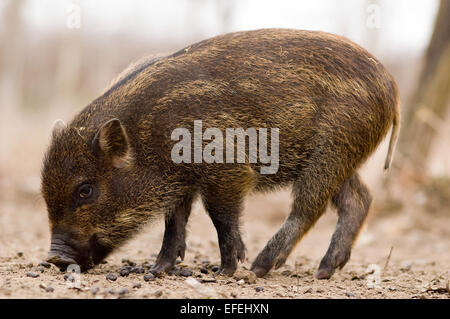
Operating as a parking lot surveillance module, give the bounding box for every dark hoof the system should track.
[250,266,269,278]
[149,261,174,276]
[46,254,78,271]
[216,265,237,277]
[315,267,335,280]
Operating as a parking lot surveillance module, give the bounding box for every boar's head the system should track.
[41,118,147,271]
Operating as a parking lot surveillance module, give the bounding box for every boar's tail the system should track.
[384,81,401,170]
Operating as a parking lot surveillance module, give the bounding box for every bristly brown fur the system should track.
[41,29,400,277]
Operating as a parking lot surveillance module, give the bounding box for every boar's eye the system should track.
[78,184,93,199]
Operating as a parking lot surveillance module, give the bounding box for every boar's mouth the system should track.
[47,232,112,272]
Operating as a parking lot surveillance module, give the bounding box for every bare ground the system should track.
[0,185,449,299]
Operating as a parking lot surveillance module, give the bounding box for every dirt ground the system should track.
[0,178,449,299]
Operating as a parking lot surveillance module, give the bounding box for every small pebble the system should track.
[132,267,145,274]
[233,270,257,284]
[132,283,141,289]
[154,290,163,298]
[199,277,217,283]
[38,261,51,269]
[202,260,210,265]
[39,283,54,292]
[211,265,220,272]
[64,274,75,282]
[144,273,155,282]
[255,286,264,292]
[142,262,153,269]
[119,268,130,277]
[200,268,208,274]
[17,252,23,257]
[128,261,136,267]
[26,272,39,278]
[118,288,129,296]
[106,273,117,282]
[180,269,193,277]
[107,288,116,295]
[345,292,356,297]
[304,288,313,294]
[281,270,292,276]
[91,287,99,295]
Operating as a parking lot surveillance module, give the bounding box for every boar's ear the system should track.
[51,119,66,138]
[92,119,132,168]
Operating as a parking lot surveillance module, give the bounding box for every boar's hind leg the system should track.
[315,173,372,279]
[150,193,194,275]
[251,148,346,277]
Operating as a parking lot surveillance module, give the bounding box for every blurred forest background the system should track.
[0,0,449,261]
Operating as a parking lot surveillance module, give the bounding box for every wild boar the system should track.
[42,28,400,279]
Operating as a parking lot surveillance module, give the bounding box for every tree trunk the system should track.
[399,0,450,172]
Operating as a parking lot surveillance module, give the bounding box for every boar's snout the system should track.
[46,231,82,271]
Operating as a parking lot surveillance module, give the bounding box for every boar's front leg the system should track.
[202,196,246,276]
[150,193,194,275]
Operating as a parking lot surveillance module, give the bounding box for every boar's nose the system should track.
[46,232,79,271]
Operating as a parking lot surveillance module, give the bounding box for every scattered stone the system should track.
[39,283,54,292]
[39,261,51,269]
[154,290,163,298]
[200,268,208,274]
[202,260,210,265]
[400,263,412,272]
[142,262,153,269]
[64,274,75,282]
[91,287,99,295]
[237,279,245,285]
[255,286,264,292]
[17,252,23,257]
[199,277,217,283]
[106,273,117,282]
[180,269,193,277]
[144,273,155,282]
[211,265,220,272]
[119,268,130,277]
[128,261,136,267]
[36,266,45,273]
[118,288,129,296]
[132,283,141,289]
[304,288,313,294]
[132,267,145,274]
[26,272,39,278]
[345,292,355,297]
[233,270,257,284]
[107,288,116,295]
